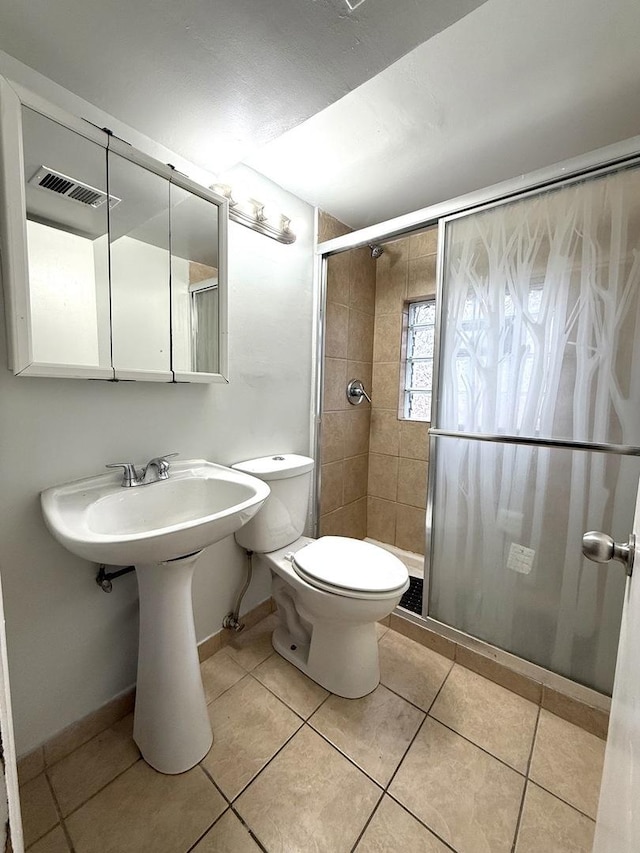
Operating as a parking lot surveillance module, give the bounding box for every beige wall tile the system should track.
[192,809,263,853]
[325,301,349,358]
[252,655,329,719]
[350,248,376,315]
[399,420,430,460]
[515,783,595,853]
[409,227,438,259]
[19,774,59,848]
[371,362,401,410]
[320,460,344,514]
[235,726,380,853]
[368,453,398,501]
[202,676,302,799]
[344,454,368,504]
[345,497,368,539]
[397,457,428,509]
[319,211,351,243]
[326,252,351,305]
[430,664,538,773]
[379,630,453,711]
[323,357,348,412]
[356,795,450,853]
[373,313,403,363]
[344,408,371,457]
[348,309,375,363]
[395,504,426,554]
[18,746,44,787]
[389,718,524,853]
[375,253,408,315]
[367,497,397,544]
[309,685,424,786]
[321,410,347,464]
[65,760,225,853]
[347,361,373,398]
[454,645,542,705]
[48,716,140,817]
[408,255,437,299]
[388,616,455,660]
[369,410,400,456]
[319,506,349,537]
[541,686,608,740]
[529,710,605,819]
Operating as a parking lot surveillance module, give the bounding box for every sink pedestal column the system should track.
[133,552,212,774]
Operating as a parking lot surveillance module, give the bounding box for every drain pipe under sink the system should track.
[223,549,253,632]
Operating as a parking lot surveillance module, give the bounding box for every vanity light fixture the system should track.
[212,183,296,244]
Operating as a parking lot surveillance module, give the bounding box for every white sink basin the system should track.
[41,459,270,565]
[40,458,271,775]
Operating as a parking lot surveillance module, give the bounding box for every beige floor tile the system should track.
[529,709,605,819]
[376,621,389,640]
[515,783,595,853]
[310,685,424,786]
[19,774,59,848]
[355,795,450,852]
[430,664,538,772]
[236,726,381,853]
[389,718,524,853]
[201,675,302,799]
[26,825,70,853]
[379,630,453,711]
[201,649,247,704]
[223,614,277,671]
[252,653,329,718]
[191,809,262,852]
[65,762,224,853]
[48,714,140,817]
[18,747,45,787]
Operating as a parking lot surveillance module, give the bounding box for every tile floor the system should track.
[20,615,605,853]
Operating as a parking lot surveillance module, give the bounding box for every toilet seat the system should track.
[292,536,409,599]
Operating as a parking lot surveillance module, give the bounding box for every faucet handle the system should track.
[106,462,142,487]
[145,453,179,480]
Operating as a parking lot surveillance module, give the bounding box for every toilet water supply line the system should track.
[223,549,253,632]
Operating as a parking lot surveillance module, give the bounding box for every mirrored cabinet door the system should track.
[108,150,172,381]
[21,107,113,377]
[170,180,227,382]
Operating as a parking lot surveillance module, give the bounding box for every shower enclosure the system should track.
[316,138,640,698]
[429,163,640,695]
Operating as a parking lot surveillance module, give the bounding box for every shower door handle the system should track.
[582,531,635,577]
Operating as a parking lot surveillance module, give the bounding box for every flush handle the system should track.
[347,378,371,406]
[582,531,635,577]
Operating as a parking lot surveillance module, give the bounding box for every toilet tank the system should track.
[232,454,314,553]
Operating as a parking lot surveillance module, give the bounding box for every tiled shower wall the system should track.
[319,213,377,538]
[367,228,438,555]
[318,214,438,555]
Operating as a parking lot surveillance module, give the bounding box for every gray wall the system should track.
[0,57,316,755]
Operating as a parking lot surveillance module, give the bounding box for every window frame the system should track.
[402,296,436,422]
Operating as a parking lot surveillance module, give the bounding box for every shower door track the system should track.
[429,430,640,457]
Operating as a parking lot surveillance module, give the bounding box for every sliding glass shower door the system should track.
[427,163,640,694]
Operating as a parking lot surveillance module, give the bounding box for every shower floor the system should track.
[399,576,423,616]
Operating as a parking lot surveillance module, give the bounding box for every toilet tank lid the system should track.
[232,454,314,481]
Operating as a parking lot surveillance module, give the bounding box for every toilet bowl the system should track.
[233,455,409,697]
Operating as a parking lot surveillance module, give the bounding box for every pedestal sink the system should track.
[41,459,270,774]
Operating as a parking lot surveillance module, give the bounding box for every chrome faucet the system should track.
[106,453,179,487]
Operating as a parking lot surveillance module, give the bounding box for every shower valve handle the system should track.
[347,379,371,406]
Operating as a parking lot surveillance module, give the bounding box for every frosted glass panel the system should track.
[430,437,637,694]
[439,166,640,444]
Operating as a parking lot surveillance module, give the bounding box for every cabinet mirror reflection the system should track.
[7,81,228,382]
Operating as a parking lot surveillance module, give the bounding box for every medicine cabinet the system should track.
[0,76,228,382]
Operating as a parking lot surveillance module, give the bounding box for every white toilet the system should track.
[232,454,409,698]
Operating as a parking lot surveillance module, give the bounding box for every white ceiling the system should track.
[247,0,640,227]
[1,0,640,230]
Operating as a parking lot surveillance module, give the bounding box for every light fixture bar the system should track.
[211,184,296,244]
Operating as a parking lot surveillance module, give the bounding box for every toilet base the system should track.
[272,619,380,699]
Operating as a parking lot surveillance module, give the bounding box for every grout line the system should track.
[510,704,541,852]
[51,756,143,823]
[42,770,76,853]
[525,780,597,823]
[424,716,528,779]
[224,723,304,806]
[383,793,458,853]
[348,788,385,853]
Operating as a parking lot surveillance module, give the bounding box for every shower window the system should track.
[403,297,435,420]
